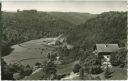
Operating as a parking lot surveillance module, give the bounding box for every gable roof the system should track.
[95,44,119,52]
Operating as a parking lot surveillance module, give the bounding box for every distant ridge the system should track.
[47,12,96,25]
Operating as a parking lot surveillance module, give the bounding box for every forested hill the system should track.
[2,10,95,45]
[47,12,96,25]
[2,11,73,44]
[67,11,127,49]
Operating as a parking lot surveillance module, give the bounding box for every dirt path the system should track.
[16,57,44,63]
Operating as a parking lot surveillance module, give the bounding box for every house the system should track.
[93,44,120,62]
[47,34,65,46]
[47,34,74,49]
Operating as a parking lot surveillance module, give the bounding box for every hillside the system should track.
[47,12,96,25]
[67,11,127,49]
[2,11,73,44]
[3,38,55,66]
[2,10,95,56]
[2,11,95,44]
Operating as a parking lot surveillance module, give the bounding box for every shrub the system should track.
[35,62,42,67]
[73,64,81,73]
[91,65,103,74]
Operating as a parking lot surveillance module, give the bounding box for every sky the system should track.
[1,1,127,14]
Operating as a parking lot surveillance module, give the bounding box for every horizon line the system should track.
[2,10,126,14]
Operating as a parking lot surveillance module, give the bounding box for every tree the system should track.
[42,61,57,80]
[23,65,32,76]
[110,47,127,67]
[79,68,84,79]
[2,41,14,56]
[80,50,102,74]
[1,58,14,80]
[73,64,81,73]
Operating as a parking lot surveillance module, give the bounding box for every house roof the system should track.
[95,44,119,52]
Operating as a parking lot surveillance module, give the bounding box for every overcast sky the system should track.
[1,1,127,14]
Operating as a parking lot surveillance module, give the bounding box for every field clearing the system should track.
[4,38,56,66]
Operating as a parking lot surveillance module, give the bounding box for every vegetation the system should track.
[73,64,81,73]
[2,11,71,44]
[104,66,112,79]
[2,40,14,56]
[1,58,14,80]
[2,10,95,56]
[1,10,127,80]
[23,65,33,76]
[1,57,57,80]
[42,61,57,80]
[108,67,127,80]
[110,47,127,67]
[80,50,102,74]
[57,46,83,64]
[67,11,127,49]
[48,12,97,25]
[1,57,33,80]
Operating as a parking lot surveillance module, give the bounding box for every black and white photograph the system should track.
[1,0,127,80]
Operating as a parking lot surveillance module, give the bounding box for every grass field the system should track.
[4,38,56,66]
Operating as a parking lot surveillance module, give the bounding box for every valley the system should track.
[1,10,127,80]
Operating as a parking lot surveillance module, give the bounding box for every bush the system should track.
[91,65,103,74]
[73,64,81,73]
[35,62,42,67]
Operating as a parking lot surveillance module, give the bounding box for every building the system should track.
[47,34,65,46]
[47,34,74,49]
[93,44,120,62]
